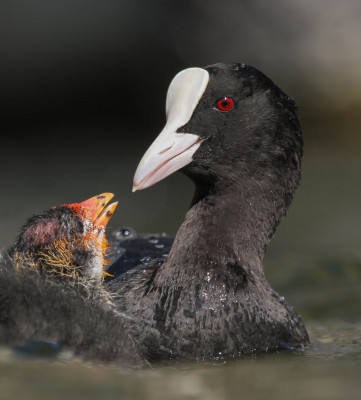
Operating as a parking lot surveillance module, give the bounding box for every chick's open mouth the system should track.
[79,193,118,229]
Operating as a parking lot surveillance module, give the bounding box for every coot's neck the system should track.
[156,173,291,285]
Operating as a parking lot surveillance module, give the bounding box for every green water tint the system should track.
[0,321,360,400]
[1,255,360,399]
[1,146,361,398]
[265,257,361,321]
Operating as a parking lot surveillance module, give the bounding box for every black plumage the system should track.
[0,63,309,365]
[0,196,144,366]
[106,63,309,361]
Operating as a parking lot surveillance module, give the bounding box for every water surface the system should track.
[1,130,360,399]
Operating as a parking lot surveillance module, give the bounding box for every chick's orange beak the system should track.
[78,193,118,228]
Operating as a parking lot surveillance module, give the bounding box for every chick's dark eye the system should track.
[217,97,234,112]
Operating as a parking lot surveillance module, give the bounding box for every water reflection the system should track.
[1,321,360,400]
[1,1,361,397]
[1,147,360,399]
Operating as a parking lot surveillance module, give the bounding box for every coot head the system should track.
[12,193,118,283]
[133,63,302,197]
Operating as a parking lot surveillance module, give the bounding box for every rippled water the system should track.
[1,321,360,400]
[1,138,360,399]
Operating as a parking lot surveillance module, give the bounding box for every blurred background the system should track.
[1,0,361,331]
[1,1,361,398]
[0,0,361,316]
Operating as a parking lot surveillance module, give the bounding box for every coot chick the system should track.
[107,63,309,361]
[0,193,143,366]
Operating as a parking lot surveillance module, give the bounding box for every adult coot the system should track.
[0,193,143,366]
[107,63,309,361]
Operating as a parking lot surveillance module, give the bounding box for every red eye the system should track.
[217,97,234,112]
